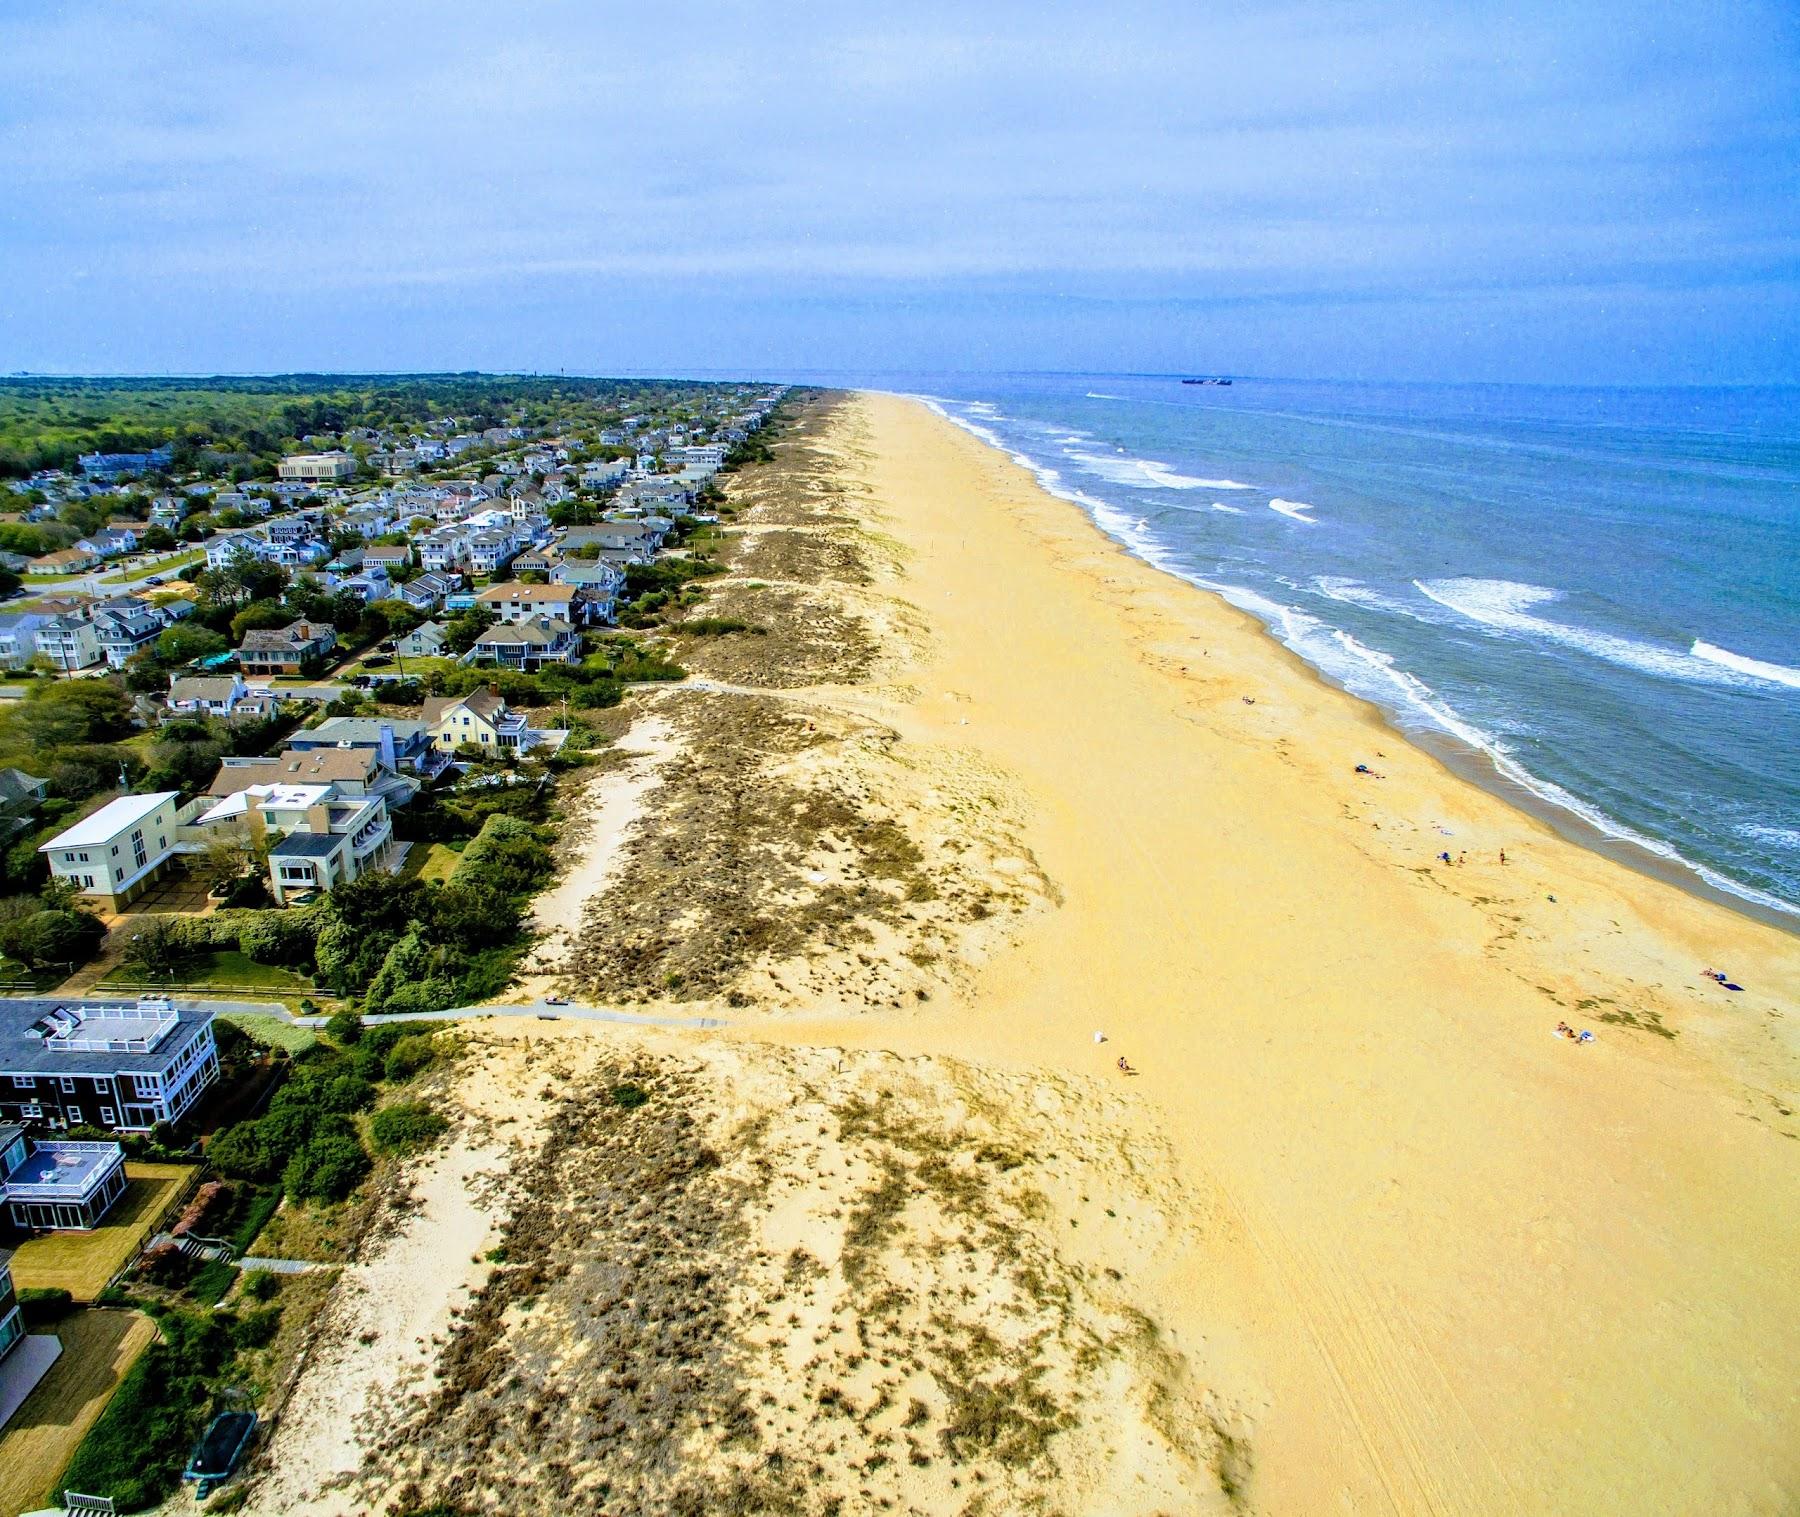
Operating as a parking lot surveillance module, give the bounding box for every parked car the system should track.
[363,653,392,667]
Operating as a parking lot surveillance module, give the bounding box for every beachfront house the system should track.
[0,998,220,1131]
[469,617,581,671]
[33,615,103,672]
[287,716,440,776]
[396,620,449,657]
[475,581,582,625]
[40,791,183,910]
[423,688,533,752]
[0,1123,128,1231]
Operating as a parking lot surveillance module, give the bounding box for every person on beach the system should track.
[1500,848,1507,865]
[1116,1056,1135,1074]
[1440,851,1452,865]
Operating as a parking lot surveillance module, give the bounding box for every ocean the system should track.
[820,373,1799,922]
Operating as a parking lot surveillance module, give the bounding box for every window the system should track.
[9,1075,32,1088]
[67,1105,82,1123]
[82,874,95,888]
[59,1077,75,1092]
[101,1106,115,1124]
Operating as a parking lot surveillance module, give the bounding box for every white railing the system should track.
[3,1142,123,1200]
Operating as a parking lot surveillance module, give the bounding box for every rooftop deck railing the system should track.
[3,1141,124,1200]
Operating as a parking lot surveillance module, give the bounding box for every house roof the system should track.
[476,618,575,646]
[207,748,376,797]
[476,583,572,604]
[297,716,428,746]
[0,769,46,806]
[422,688,506,726]
[41,791,178,849]
[169,676,240,702]
[0,998,214,1079]
[240,619,335,652]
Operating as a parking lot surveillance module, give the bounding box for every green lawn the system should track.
[400,841,462,884]
[99,548,205,585]
[99,948,314,996]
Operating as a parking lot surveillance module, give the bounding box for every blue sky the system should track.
[2,0,1797,382]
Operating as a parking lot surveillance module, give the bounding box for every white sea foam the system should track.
[1415,579,1793,692]
[914,394,1796,919]
[1268,498,1317,522]
[1065,448,1255,492]
[1310,576,1443,624]
[1737,822,1800,851]
[1691,641,1800,690]
[1085,391,1125,400]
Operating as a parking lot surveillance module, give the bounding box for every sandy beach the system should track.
[253,391,1799,1516]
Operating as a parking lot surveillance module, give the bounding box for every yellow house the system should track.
[421,688,530,752]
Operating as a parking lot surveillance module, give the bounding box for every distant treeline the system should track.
[0,372,746,478]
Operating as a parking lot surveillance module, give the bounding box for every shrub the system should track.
[370,1101,449,1155]
[282,1122,370,1203]
[18,1285,73,1324]
[611,1083,650,1110]
[320,1072,377,1113]
[188,1257,237,1305]
[0,906,103,968]
[230,1303,283,1350]
[241,1268,280,1302]
[325,1007,363,1044]
[383,1032,438,1082]
[205,1120,274,1181]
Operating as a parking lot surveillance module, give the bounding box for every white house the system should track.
[41,791,183,910]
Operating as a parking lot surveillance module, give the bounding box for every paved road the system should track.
[5,992,725,1033]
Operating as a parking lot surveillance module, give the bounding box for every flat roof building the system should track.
[278,452,357,482]
[0,997,219,1133]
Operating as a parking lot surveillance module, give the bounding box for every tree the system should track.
[442,607,496,655]
[192,830,256,894]
[0,907,103,968]
[15,679,134,747]
[141,525,177,551]
[283,1122,369,1202]
[154,622,229,666]
[230,599,290,643]
[121,916,190,979]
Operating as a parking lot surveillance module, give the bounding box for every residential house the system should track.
[237,619,337,676]
[423,687,534,752]
[166,674,247,718]
[400,571,459,612]
[396,620,449,657]
[76,527,139,559]
[419,528,469,573]
[0,769,48,843]
[343,505,393,538]
[581,458,629,489]
[475,581,582,625]
[470,617,580,671]
[1,1123,128,1231]
[0,613,50,668]
[92,599,167,669]
[288,716,439,775]
[512,546,558,577]
[195,776,396,906]
[363,544,411,573]
[0,997,220,1132]
[465,528,520,576]
[562,521,662,560]
[548,560,621,622]
[278,452,357,482]
[31,547,101,575]
[40,791,184,910]
[33,615,103,672]
[148,498,186,530]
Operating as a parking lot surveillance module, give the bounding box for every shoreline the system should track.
[901,389,1799,936]
[828,391,1799,1514]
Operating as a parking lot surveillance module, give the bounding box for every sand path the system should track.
[744,393,1800,1514]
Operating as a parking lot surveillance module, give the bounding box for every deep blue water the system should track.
[791,372,1800,918]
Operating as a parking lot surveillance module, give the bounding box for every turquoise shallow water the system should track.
[800,373,1800,919]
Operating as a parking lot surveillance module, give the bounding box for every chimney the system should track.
[378,723,396,771]
[306,803,332,833]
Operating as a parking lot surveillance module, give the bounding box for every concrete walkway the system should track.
[238,1257,325,1275]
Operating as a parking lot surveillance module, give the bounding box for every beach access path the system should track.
[736,391,1800,1517]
